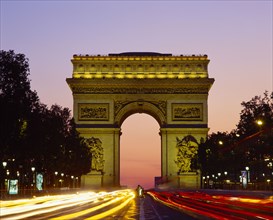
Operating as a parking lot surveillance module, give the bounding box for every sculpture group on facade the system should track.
[175,135,199,173]
[85,137,104,173]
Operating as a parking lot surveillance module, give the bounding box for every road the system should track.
[1,189,273,219]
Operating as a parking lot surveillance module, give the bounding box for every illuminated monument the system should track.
[67,52,214,189]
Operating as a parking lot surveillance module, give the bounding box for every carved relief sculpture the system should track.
[175,135,199,173]
[78,103,109,121]
[85,137,104,173]
[172,103,203,121]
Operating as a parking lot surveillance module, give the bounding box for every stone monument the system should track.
[66,52,214,189]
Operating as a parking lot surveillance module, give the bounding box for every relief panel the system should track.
[172,103,203,121]
[78,103,109,121]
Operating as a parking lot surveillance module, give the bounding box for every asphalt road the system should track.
[111,195,198,220]
[1,189,273,220]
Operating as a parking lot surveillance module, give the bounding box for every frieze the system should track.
[72,87,209,94]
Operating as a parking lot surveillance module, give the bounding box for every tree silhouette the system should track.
[0,50,91,189]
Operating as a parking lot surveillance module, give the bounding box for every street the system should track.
[1,189,273,220]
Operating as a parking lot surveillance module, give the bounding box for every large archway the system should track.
[67,52,214,189]
[120,113,160,189]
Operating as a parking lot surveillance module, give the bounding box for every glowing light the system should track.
[2,161,7,168]
[85,191,135,219]
[0,190,134,220]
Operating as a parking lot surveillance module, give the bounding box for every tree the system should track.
[62,119,91,176]
[236,91,273,181]
[200,91,273,188]
[237,91,273,137]
[0,50,91,189]
[25,104,91,187]
[199,132,239,178]
[0,50,39,161]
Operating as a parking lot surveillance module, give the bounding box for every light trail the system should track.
[148,191,273,220]
[1,192,96,217]
[85,191,135,219]
[2,189,272,219]
[0,189,134,220]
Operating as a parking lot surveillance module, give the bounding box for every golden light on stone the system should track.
[71,53,209,80]
[67,52,214,189]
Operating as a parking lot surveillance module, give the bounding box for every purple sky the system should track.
[1,1,272,189]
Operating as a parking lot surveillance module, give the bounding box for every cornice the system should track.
[66,78,214,94]
[71,54,210,79]
[72,54,208,61]
[66,77,214,87]
[67,83,214,94]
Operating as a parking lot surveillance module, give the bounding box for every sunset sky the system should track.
[1,1,272,189]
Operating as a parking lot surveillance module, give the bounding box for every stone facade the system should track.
[67,52,214,189]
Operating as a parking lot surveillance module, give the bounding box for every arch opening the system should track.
[120,113,161,189]
[115,101,166,127]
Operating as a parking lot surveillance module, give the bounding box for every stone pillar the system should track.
[159,128,208,189]
[160,129,168,182]
[78,128,120,188]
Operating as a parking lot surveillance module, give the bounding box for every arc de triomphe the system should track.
[67,52,214,189]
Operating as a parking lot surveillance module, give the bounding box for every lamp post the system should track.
[2,162,7,193]
[54,171,58,188]
[76,177,79,188]
[61,173,64,188]
[31,167,35,194]
[256,120,263,186]
[245,166,250,181]
[202,176,205,189]
[71,176,74,188]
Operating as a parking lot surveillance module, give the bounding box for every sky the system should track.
[1,0,272,189]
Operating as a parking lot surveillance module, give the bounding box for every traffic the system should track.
[1,188,273,219]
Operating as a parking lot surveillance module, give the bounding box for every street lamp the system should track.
[71,176,74,188]
[76,177,79,188]
[2,162,8,191]
[60,173,64,188]
[245,167,250,188]
[54,171,58,188]
[31,167,35,193]
[256,120,263,126]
